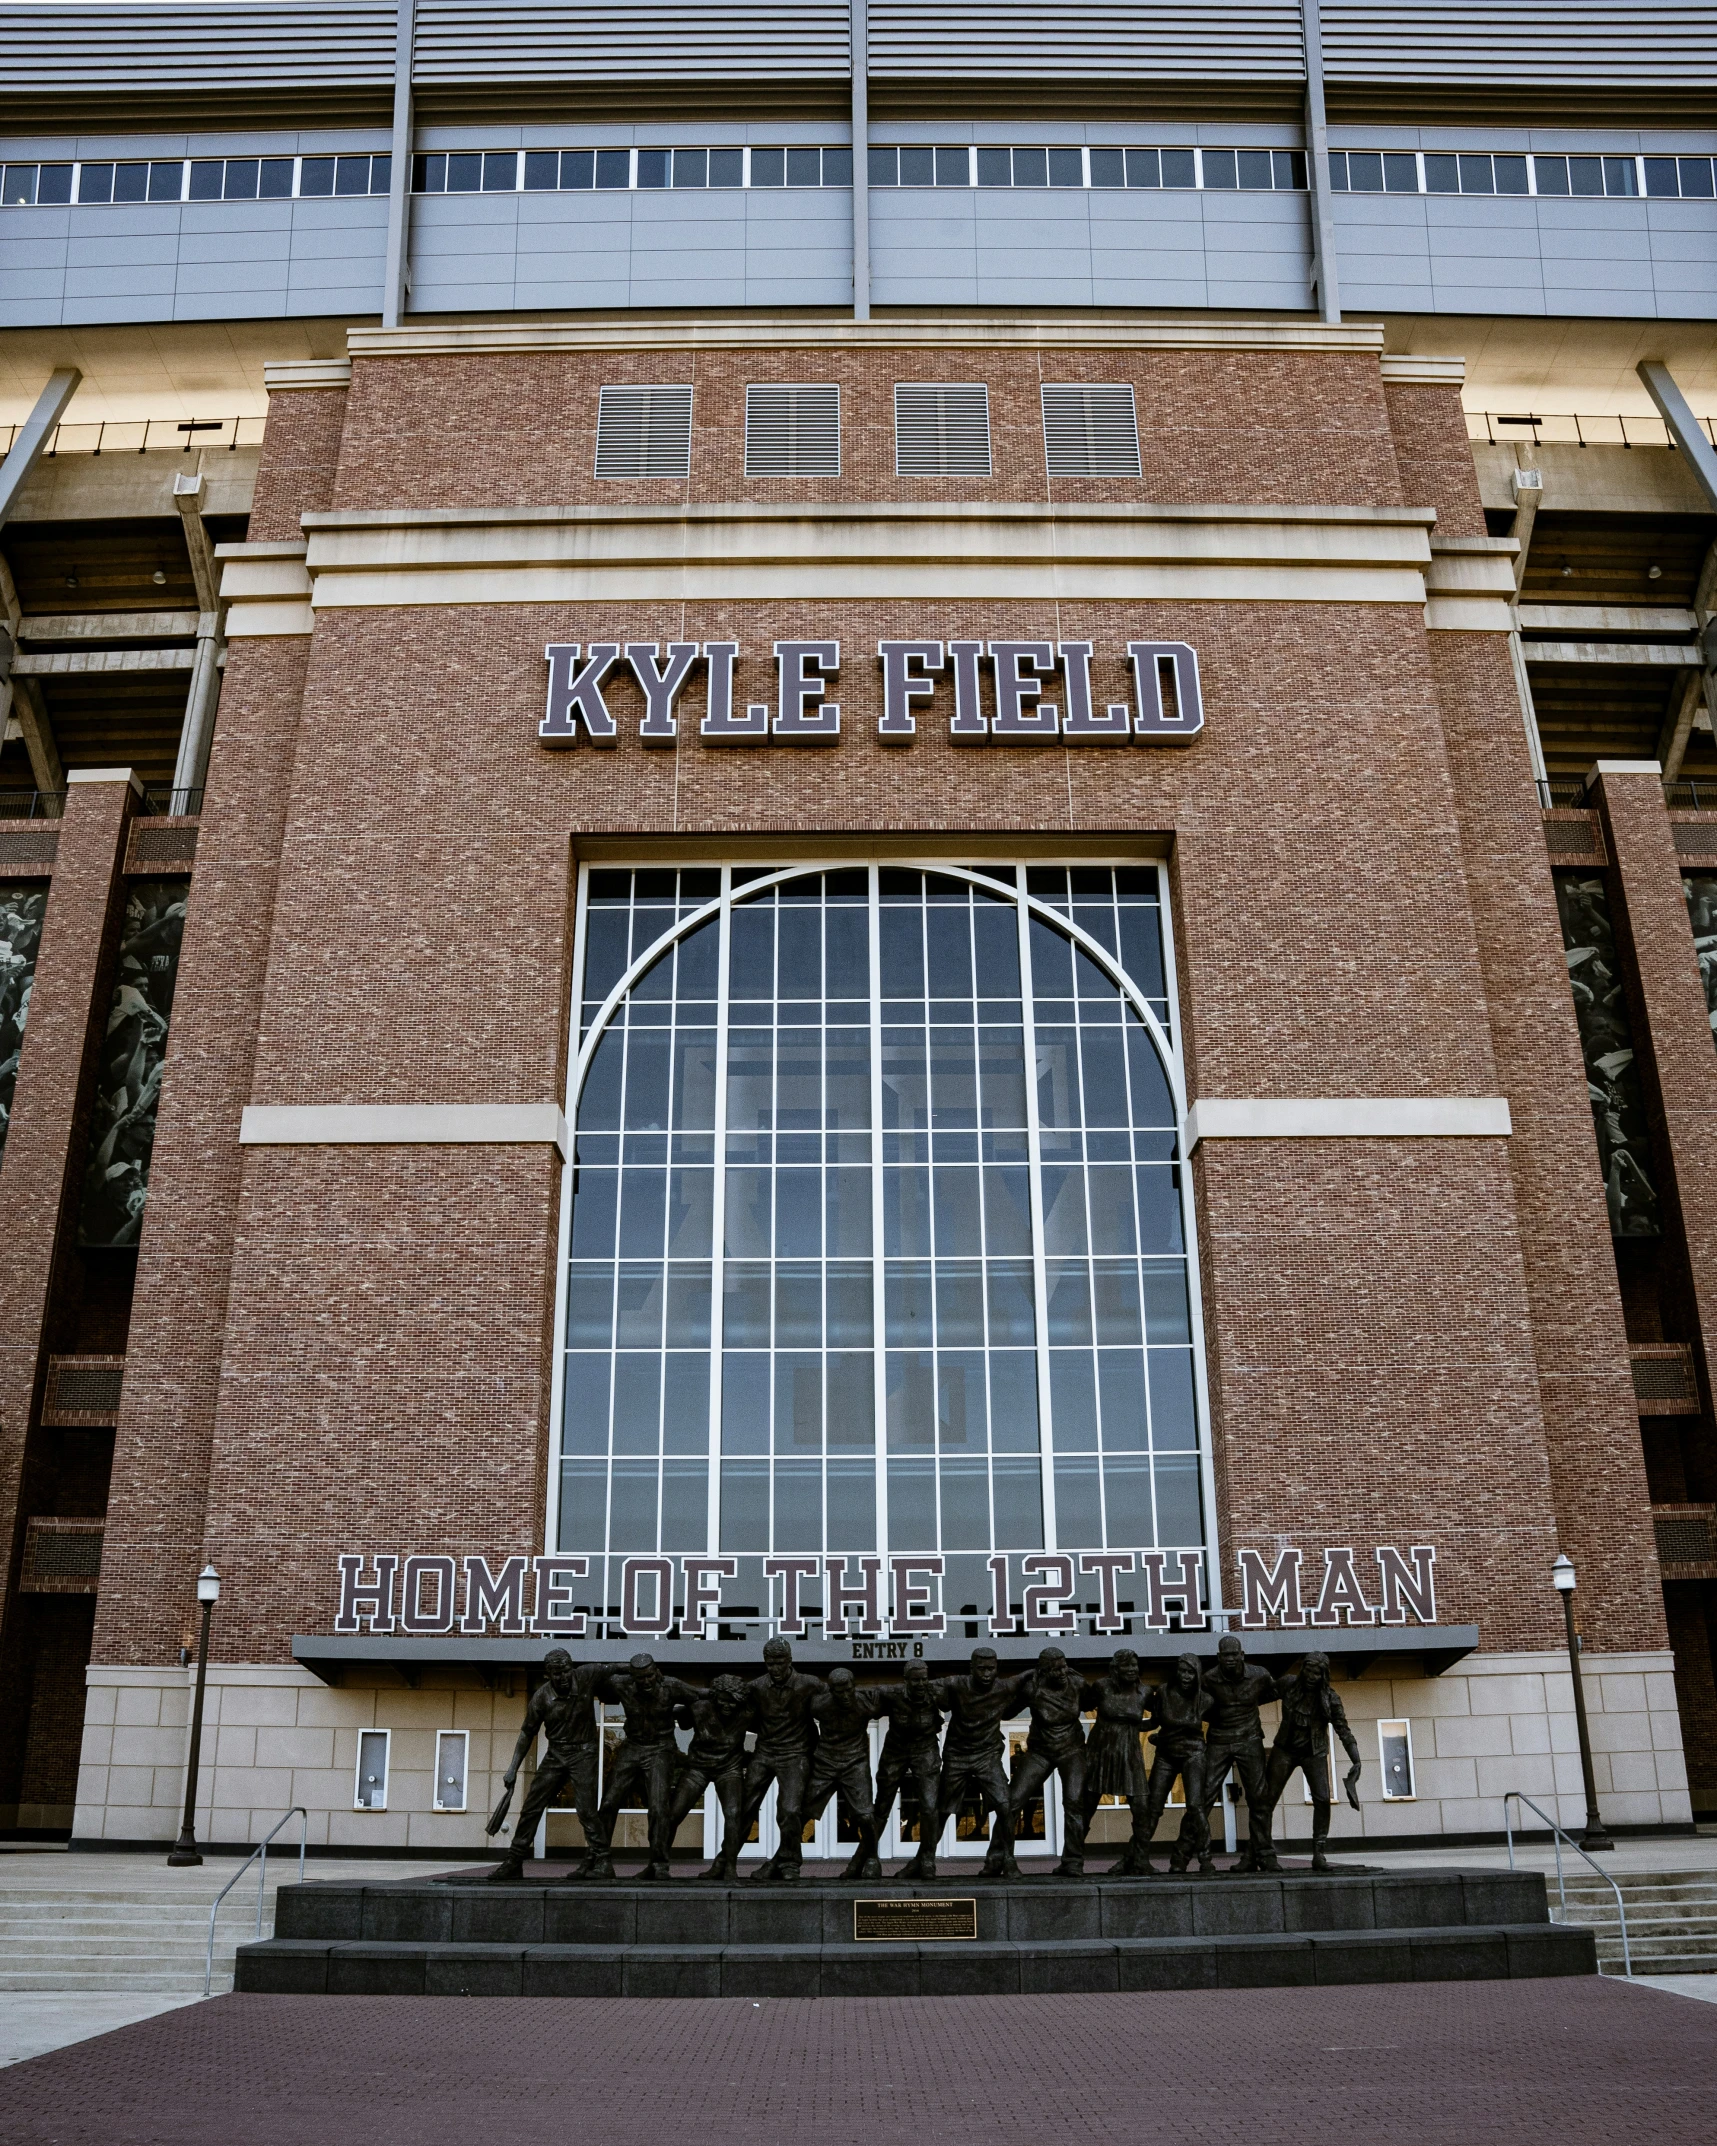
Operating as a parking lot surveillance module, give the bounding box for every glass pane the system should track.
[563,863,1201,1614]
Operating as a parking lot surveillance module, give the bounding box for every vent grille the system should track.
[42,1355,125,1426]
[1674,823,1717,856]
[1544,817,1603,858]
[744,384,841,477]
[128,825,199,870]
[594,384,693,480]
[0,830,58,867]
[20,1517,103,1593]
[1630,1343,1700,1413]
[1042,382,1142,478]
[894,383,991,478]
[1655,1505,1717,1572]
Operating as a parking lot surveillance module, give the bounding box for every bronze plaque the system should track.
[853,1897,977,1942]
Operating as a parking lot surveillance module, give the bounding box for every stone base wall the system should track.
[71,1648,1692,1852]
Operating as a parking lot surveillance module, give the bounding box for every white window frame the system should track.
[1378,1716,1416,1800]
[354,1726,391,1811]
[433,1727,470,1812]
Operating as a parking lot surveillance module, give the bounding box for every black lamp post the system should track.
[1552,1552,1613,1853]
[167,1562,221,1867]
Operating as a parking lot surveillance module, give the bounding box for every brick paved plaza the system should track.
[6,1983,1717,2146]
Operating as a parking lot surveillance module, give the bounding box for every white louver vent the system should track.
[594,384,694,479]
[1042,383,1142,478]
[745,383,841,476]
[894,382,991,477]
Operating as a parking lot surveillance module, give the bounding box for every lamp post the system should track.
[167,1563,221,1868]
[1552,1553,1613,1852]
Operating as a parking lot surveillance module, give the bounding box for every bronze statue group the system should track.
[487,1632,1363,1884]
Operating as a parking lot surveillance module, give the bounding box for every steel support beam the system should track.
[1639,359,1717,515]
[1301,0,1341,324]
[381,0,416,330]
[850,0,870,323]
[0,367,81,528]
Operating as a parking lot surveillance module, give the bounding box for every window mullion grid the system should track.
[867,865,889,1570]
[545,862,593,1575]
[817,898,830,1568]
[1153,860,1221,1618]
[768,897,780,1567]
[972,885,999,1561]
[1073,952,1108,1561]
[705,868,732,1599]
[1014,877,1058,1553]
[923,892,942,1555]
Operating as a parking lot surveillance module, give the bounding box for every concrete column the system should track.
[1591,757,1717,1416]
[0,770,139,1801]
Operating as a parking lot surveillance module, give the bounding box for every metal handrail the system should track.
[1504,1789,1631,1976]
[203,1806,307,1995]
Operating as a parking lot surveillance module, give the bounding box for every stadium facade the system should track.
[0,1,1715,1862]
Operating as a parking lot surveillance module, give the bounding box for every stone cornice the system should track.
[343,317,1390,360]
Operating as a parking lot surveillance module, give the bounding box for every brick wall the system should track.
[329,347,1406,515]
[96,388,356,1668]
[1384,383,1489,539]
[246,387,349,542]
[88,338,1670,1686]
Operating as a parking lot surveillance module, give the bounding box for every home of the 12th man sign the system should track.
[331,1544,1437,1637]
[539,638,1204,746]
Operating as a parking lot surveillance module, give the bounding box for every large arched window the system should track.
[549,861,1213,1639]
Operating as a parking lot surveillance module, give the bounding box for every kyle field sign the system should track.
[330,1544,1438,1638]
[539,637,1203,748]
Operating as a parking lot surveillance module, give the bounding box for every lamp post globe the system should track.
[168,1561,222,1867]
[1552,1552,1613,1853]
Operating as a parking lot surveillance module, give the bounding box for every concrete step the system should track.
[236,1924,1594,1997]
[0,1972,234,1995]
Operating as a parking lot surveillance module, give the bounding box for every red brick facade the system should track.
[11,334,1701,1839]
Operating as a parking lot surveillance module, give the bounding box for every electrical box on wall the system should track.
[355,1728,390,1810]
[434,1729,469,1812]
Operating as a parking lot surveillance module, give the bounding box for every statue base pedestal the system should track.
[236,1866,1597,1996]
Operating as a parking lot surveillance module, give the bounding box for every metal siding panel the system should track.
[868,3,1304,80]
[413,2,851,81]
[1,3,395,89]
[1322,2,1717,85]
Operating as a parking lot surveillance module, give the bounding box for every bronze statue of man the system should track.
[1007,1646,1096,1878]
[1255,1650,1362,1871]
[664,1672,753,1882]
[805,1667,888,1881]
[930,1646,1031,1881]
[1079,1648,1154,1874]
[486,1647,620,1882]
[1138,1651,1216,1874]
[1182,1633,1278,1871]
[871,1659,948,1882]
[737,1637,824,1883]
[592,1652,701,1881]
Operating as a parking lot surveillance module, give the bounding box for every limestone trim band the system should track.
[346,318,1391,360]
[239,1103,570,1159]
[262,359,353,391]
[1185,1098,1512,1148]
[284,501,1438,618]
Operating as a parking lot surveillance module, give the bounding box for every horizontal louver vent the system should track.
[894,383,991,477]
[1042,382,1142,477]
[594,384,693,479]
[745,384,841,476]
